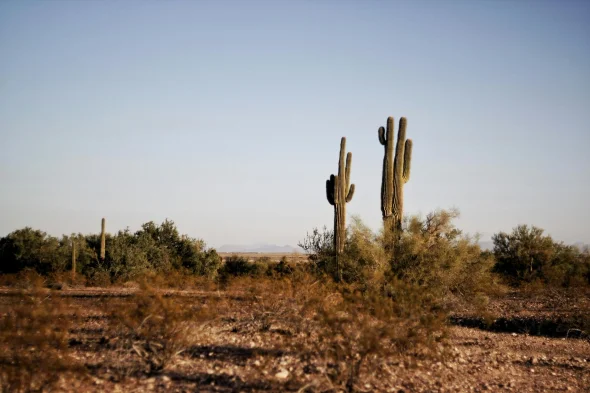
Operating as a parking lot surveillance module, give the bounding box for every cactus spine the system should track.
[100,218,106,261]
[326,137,355,281]
[379,117,412,233]
[71,239,76,281]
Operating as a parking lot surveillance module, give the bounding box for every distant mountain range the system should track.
[217,243,302,253]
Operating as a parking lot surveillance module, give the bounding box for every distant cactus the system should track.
[326,137,355,281]
[100,218,106,261]
[379,116,412,233]
[71,239,76,281]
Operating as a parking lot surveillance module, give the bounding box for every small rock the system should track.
[511,333,517,337]
[254,360,261,366]
[275,369,290,379]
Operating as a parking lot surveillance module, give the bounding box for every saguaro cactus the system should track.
[379,116,412,233]
[71,239,76,281]
[326,137,355,281]
[100,218,106,261]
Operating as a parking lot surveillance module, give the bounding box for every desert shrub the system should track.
[219,255,268,281]
[0,291,85,392]
[0,219,221,285]
[299,279,447,392]
[111,284,215,374]
[0,268,46,289]
[0,228,62,275]
[386,209,501,298]
[493,225,590,287]
[339,216,387,286]
[266,256,295,278]
[299,218,386,284]
[298,226,335,277]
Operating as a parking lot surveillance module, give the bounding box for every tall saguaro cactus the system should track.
[326,137,355,281]
[100,218,106,262]
[379,116,412,233]
[71,239,76,281]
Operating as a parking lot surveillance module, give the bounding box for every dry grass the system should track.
[0,272,587,392]
[0,289,86,392]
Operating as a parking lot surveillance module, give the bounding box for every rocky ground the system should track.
[0,286,588,393]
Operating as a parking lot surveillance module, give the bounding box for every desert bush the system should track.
[0,219,221,285]
[111,283,215,374]
[0,291,85,392]
[493,225,590,287]
[299,218,387,284]
[386,209,501,299]
[266,256,295,278]
[0,228,61,275]
[218,255,268,281]
[298,226,335,277]
[299,279,447,392]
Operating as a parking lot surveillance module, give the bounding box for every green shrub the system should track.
[0,219,221,284]
[266,256,295,278]
[385,209,500,298]
[219,255,267,280]
[493,225,590,287]
[299,218,387,284]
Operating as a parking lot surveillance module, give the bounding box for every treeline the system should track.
[0,219,221,285]
[0,213,589,289]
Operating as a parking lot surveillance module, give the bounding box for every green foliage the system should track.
[266,256,295,278]
[219,255,267,280]
[493,225,590,287]
[0,219,221,283]
[299,217,387,285]
[385,209,500,298]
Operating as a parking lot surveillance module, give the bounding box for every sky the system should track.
[1,0,589,248]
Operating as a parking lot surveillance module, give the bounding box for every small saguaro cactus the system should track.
[71,239,76,281]
[326,137,355,281]
[100,218,106,262]
[378,116,412,233]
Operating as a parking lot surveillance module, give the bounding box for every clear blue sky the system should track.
[1,0,589,247]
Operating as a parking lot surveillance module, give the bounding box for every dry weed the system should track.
[0,290,84,392]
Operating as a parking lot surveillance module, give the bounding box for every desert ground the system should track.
[0,271,588,393]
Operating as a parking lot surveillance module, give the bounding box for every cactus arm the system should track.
[326,175,337,205]
[338,138,346,195]
[345,152,352,191]
[403,139,413,182]
[394,118,407,176]
[346,183,355,202]
[326,176,335,205]
[378,126,386,145]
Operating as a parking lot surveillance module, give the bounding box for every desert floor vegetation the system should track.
[1,212,589,392]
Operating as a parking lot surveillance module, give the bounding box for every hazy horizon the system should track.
[1,1,589,248]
